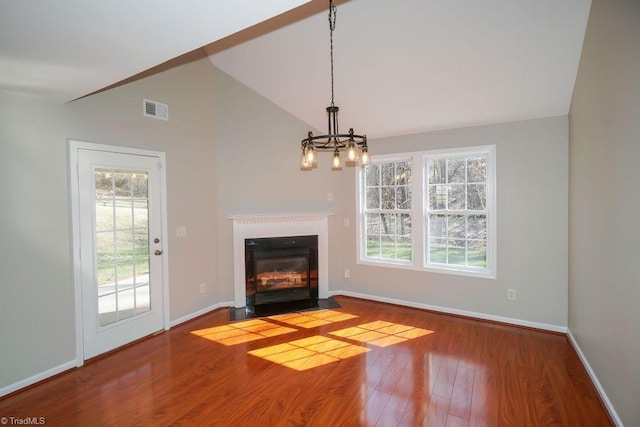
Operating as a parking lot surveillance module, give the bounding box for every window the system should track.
[358,146,496,278]
[362,157,412,263]
[426,154,488,269]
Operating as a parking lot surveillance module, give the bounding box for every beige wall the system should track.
[337,117,569,327]
[211,66,347,302]
[208,67,570,330]
[0,57,221,389]
[1,93,77,390]
[569,0,640,425]
[210,66,570,329]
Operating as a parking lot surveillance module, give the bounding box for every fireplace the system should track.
[231,213,331,309]
[245,235,318,308]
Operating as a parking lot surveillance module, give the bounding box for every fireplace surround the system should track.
[231,213,331,309]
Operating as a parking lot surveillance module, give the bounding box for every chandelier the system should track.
[300,0,370,170]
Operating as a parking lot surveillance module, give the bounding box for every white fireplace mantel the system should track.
[230,213,332,307]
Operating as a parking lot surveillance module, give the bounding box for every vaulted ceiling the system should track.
[0,0,592,138]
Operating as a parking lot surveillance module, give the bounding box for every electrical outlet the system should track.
[176,226,187,237]
[200,283,206,293]
[327,192,333,202]
[507,289,516,300]
[344,268,350,279]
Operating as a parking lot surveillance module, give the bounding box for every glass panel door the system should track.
[95,168,151,326]
[76,146,164,360]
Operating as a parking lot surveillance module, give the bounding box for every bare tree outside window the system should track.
[427,155,488,268]
[363,160,412,262]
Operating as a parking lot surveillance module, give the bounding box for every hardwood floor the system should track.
[0,296,612,426]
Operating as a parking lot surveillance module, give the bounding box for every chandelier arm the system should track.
[331,107,339,140]
[301,133,367,151]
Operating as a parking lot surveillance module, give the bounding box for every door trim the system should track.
[69,140,170,366]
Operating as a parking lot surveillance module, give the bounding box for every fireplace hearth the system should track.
[245,235,318,313]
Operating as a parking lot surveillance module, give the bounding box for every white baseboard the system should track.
[330,290,568,333]
[0,360,77,398]
[168,301,234,328]
[566,329,623,427]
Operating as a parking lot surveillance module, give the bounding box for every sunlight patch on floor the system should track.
[192,310,433,370]
[268,309,358,329]
[191,319,297,346]
[248,335,370,371]
[330,321,434,347]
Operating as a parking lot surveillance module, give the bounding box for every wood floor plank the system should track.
[432,356,459,399]
[0,296,614,426]
[448,364,474,420]
[424,394,450,427]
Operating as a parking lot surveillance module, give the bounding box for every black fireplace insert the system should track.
[245,235,319,308]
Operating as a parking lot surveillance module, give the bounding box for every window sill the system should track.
[357,258,496,280]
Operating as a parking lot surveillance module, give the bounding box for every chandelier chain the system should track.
[328,0,337,107]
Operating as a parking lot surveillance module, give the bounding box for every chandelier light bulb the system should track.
[301,152,311,169]
[332,150,342,169]
[305,144,316,164]
[361,148,371,166]
[347,141,357,161]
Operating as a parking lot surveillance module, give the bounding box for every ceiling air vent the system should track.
[143,98,168,121]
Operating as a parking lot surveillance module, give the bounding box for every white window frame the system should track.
[357,145,496,279]
[357,153,417,267]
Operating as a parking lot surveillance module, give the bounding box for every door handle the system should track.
[154,250,163,256]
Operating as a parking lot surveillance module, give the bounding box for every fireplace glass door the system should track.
[245,235,318,307]
[255,255,309,293]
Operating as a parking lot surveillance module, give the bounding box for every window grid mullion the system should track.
[465,215,469,267]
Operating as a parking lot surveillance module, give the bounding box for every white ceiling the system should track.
[0,0,592,138]
[0,0,310,101]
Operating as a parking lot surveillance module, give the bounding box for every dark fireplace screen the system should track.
[245,235,318,307]
[255,256,308,293]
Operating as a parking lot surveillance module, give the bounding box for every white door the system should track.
[75,145,165,359]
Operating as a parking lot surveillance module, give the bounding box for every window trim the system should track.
[356,145,496,279]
